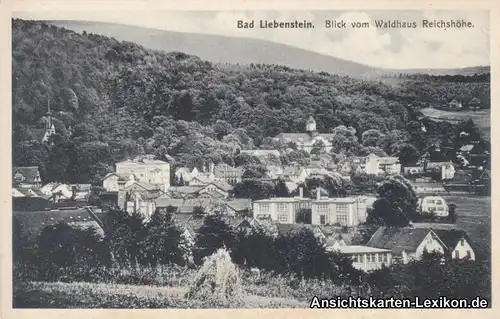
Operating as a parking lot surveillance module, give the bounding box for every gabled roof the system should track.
[367,227,437,254]
[432,229,470,251]
[12,166,40,184]
[154,196,184,209]
[123,181,161,192]
[29,128,47,142]
[225,199,252,212]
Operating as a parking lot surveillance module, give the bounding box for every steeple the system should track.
[43,97,56,142]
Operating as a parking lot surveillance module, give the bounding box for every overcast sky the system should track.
[13,10,490,69]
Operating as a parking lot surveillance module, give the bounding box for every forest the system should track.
[12,19,491,185]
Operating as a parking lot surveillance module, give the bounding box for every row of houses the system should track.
[13,199,479,274]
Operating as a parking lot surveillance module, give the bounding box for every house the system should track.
[433,229,476,261]
[69,184,92,200]
[282,165,308,184]
[166,186,203,199]
[12,166,42,188]
[364,154,401,175]
[304,162,331,178]
[13,207,104,244]
[189,172,216,186]
[102,172,137,192]
[12,188,25,197]
[273,117,334,153]
[214,163,244,185]
[327,241,392,272]
[108,155,171,191]
[223,199,252,217]
[425,161,455,180]
[449,98,463,109]
[311,189,368,227]
[418,196,449,217]
[40,183,74,202]
[366,227,446,264]
[197,180,233,198]
[154,196,185,210]
[253,197,312,224]
[468,97,481,110]
[339,157,366,175]
[124,191,157,220]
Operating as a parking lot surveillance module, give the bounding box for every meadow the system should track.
[420,107,490,140]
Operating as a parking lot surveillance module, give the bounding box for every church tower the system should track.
[42,98,56,143]
[306,116,317,134]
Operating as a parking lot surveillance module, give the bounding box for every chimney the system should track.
[299,187,303,198]
[316,188,321,200]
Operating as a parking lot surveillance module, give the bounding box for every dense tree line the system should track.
[12,19,490,184]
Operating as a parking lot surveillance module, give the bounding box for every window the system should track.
[454,250,460,259]
[382,254,388,263]
[437,207,444,211]
[427,236,433,244]
[337,214,348,225]
[460,239,465,246]
[436,200,443,205]
[466,250,471,259]
[320,215,327,225]
[278,214,288,223]
[260,204,270,214]
[337,204,348,214]
[359,254,364,263]
[427,199,435,204]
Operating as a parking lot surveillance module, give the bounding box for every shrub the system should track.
[185,248,242,305]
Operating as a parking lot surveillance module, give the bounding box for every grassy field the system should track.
[445,195,491,254]
[420,107,490,140]
[13,281,309,308]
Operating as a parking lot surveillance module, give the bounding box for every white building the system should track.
[103,155,170,192]
[364,153,401,175]
[418,196,449,217]
[311,189,368,227]
[253,191,312,224]
[327,241,392,272]
[367,227,446,264]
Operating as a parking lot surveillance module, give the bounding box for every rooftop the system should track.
[328,245,391,254]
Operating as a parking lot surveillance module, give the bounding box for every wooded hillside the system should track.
[12,19,490,184]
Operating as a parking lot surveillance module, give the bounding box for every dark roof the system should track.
[367,227,433,254]
[276,223,316,235]
[432,229,470,251]
[225,199,252,212]
[13,196,52,211]
[14,208,103,243]
[12,166,40,184]
[29,128,46,142]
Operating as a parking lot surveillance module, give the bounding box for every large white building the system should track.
[102,156,171,192]
[311,190,368,227]
[253,190,312,224]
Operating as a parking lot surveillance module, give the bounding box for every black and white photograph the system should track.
[10,8,491,309]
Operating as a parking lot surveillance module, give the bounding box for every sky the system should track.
[13,10,490,69]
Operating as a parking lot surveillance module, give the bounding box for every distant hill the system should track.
[42,20,489,78]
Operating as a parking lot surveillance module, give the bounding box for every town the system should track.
[13,114,490,273]
[11,18,491,308]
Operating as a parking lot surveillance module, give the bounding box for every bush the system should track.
[185,248,242,305]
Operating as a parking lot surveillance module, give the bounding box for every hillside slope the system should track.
[44,20,489,77]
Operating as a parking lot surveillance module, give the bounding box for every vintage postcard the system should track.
[2,0,496,317]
